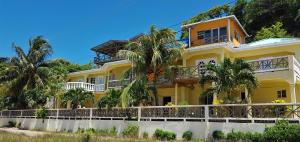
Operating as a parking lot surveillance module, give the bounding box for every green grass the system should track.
[0,130,204,142]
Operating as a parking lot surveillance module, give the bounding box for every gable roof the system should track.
[181,15,249,37]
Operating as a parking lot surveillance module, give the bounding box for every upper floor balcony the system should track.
[93,56,125,66]
[174,56,300,83]
[64,82,105,92]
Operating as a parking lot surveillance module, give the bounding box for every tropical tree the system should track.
[254,22,293,41]
[200,58,257,104]
[97,89,121,109]
[61,88,94,109]
[118,26,182,106]
[0,36,53,109]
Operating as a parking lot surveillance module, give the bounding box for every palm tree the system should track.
[118,26,182,106]
[200,58,257,104]
[0,36,53,108]
[61,88,94,109]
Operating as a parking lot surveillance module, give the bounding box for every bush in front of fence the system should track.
[77,127,117,137]
[153,129,176,141]
[122,124,139,138]
[182,130,193,141]
[213,120,300,142]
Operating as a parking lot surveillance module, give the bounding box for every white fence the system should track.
[2,103,300,123]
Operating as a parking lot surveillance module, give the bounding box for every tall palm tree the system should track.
[0,36,52,108]
[118,26,182,106]
[200,58,257,104]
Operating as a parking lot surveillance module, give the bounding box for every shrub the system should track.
[122,124,139,138]
[8,121,16,127]
[154,129,176,140]
[143,132,148,139]
[264,120,300,142]
[16,122,21,129]
[182,131,193,141]
[36,107,48,119]
[212,130,225,140]
[226,130,264,142]
[226,130,246,141]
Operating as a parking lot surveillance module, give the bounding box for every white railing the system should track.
[64,82,105,92]
[248,56,289,73]
[293,56,300,76]
[2,103,300,123]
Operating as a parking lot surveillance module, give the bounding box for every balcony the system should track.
[108,79,130,89]
[94,56,125,66]
[248,56,290,73]
[64,82,105,92]
[203,35,228,45]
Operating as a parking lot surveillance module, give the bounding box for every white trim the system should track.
[182,15,249,37]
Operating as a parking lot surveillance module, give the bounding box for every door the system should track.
[163,96,172,106]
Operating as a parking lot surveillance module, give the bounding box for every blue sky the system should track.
[0,0,231,64]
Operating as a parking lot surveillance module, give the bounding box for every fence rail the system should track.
[1,103,300,123]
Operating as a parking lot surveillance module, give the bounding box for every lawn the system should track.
[0,130,204,142]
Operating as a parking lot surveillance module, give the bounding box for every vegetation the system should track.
[213,120,300,142]
[61,88,94,109]
[118,26,182,106]
[97,89,121,109]
[182,0,300,41]
[255,22,293,41]
[153,129,176,141]
[122,124,139,138]
[200,58,257,104]
[36,107,48,120]
[212,130,225,140]
[182,131,193,141]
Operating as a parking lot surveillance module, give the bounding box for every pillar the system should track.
[175,83,178,105]
[188,27,191,47]
[290,84,297,103]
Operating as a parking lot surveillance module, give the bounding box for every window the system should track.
[197,31,204,39]
[234,30,239,41]
[277,90,287,98]
[219,27,227,41]
[241,92,246,101]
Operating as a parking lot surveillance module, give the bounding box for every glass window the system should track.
[197,31,204,39]
[219,27,227,36]
[277,90,287,98]
[234,30,239,41]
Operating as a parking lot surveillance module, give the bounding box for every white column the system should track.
[227,18,231,42]
[188,27,191,47]
[290,84,297,103]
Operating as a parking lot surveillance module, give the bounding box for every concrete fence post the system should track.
[20,110,23,117]
[90,108,93,120]
[138,107,141,122]
[56,109,59,119]
[204,105,209,122]
[8,111,11,118]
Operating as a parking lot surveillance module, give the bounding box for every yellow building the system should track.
[65,15,300,107]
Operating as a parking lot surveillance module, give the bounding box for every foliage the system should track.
[36,106,48,120]
[61,88,94,109]
[118,25,182,105]
[16,122,21,129]
[97,89,121,109]
[182,131,193,141]
[255,22,293,41]
[120,79,151,107]
[24,87,49,108]
[200,58,257,104]
[122,124,139,138]
[226,130,264,142]
[153,129,176,141]
[264,120,300,142]
[0,36,53,109]
[212,130,225,140]
[7,121,16,127]
[143,132,149,139]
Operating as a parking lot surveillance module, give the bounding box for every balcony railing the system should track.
[108,79,130,89]
[248,56,289,73]
[64,82,105,92]
[94,56,125,65]
[203,35,228,45]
